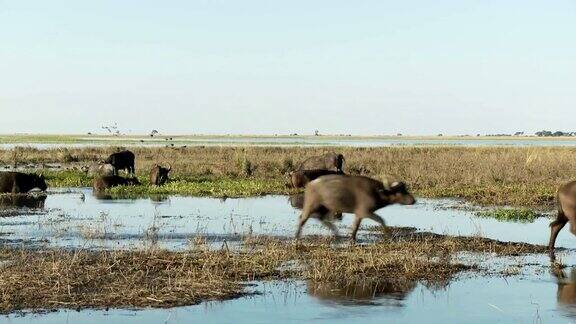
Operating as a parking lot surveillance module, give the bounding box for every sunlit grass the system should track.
[476,208,541,223]
[108,177,291,197]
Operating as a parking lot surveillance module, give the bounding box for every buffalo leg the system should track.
[350,216,363,241]
[549,216,567,251]
[320,219,339,238]
[366,213,389,237]
[295,212,311,238]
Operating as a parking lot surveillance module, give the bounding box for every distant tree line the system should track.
[535,130,576,137]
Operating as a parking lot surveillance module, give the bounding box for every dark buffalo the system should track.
[549,180,576,253]
[289,169,344,189]
[105,150,135,176]
[296,175,415,241]
[150,163,172,186]
[93,175,140,192]
[299,153,345,172]
[0,172,47,194]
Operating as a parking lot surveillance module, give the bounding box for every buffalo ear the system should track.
[39,174,45,180]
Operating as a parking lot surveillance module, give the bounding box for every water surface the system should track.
[1,190,576,323]
[4,137,576,149]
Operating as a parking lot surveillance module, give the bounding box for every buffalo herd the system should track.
[0,148,574,248]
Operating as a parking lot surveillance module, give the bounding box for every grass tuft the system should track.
[476,208,541,223]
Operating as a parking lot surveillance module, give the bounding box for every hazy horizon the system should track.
[2,1,575,135]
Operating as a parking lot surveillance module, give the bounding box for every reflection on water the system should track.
[307,280,417,307]
[2,189,576,322]
[0,194,46,209]
[554,267,576,317]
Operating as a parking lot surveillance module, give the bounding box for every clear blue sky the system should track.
[1,0,575,135]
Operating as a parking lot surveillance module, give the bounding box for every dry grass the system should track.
[2,146,575,206]
[0,228,547,314]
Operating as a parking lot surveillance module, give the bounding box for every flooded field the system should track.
[1,189,576,323]
[5,272,576,324]
[0,188,572,250]
[4,136,576,149]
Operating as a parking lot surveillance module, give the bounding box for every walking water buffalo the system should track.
[150,163,172,186]
[105,150,135,176]
[93,175,140,192]
[295,175,415,241]
[549,180,576,252]
[298,153,345,172]
[0,172,47,194]
[289,169,344,189]
[82,162,116,177]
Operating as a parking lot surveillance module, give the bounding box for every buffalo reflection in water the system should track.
[306,280,417,307]
[92,191,169,204]
[554,267,576,316]
[0,194,46,209]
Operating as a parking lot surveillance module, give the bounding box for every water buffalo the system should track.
[295,175,415,241]
[549,180,576,252]
[105,150,135,176]
[299,153,345,172]
[150,163,172,186]
[0,172,47,194]
[93,175,140,192]
[82,162,116,177]
[289,169,344,189]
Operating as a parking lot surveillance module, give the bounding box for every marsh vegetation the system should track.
[1,146,574,208]
[0,228,546,314]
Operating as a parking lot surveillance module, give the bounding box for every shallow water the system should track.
[3,190,576,322]
[4,137,576,149]
[5,263,576,324]
[0,188,573,250]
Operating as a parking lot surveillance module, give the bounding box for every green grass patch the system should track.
[475,208,541,223]
[107,178,291,198]
[44,170,92,187]
[44,170,293,197]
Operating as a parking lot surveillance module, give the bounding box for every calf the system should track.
[296,175,415,241]
[150,163,172,186]
[0,172,47,194]
[289,169,344,189]
[93,175,140,192]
